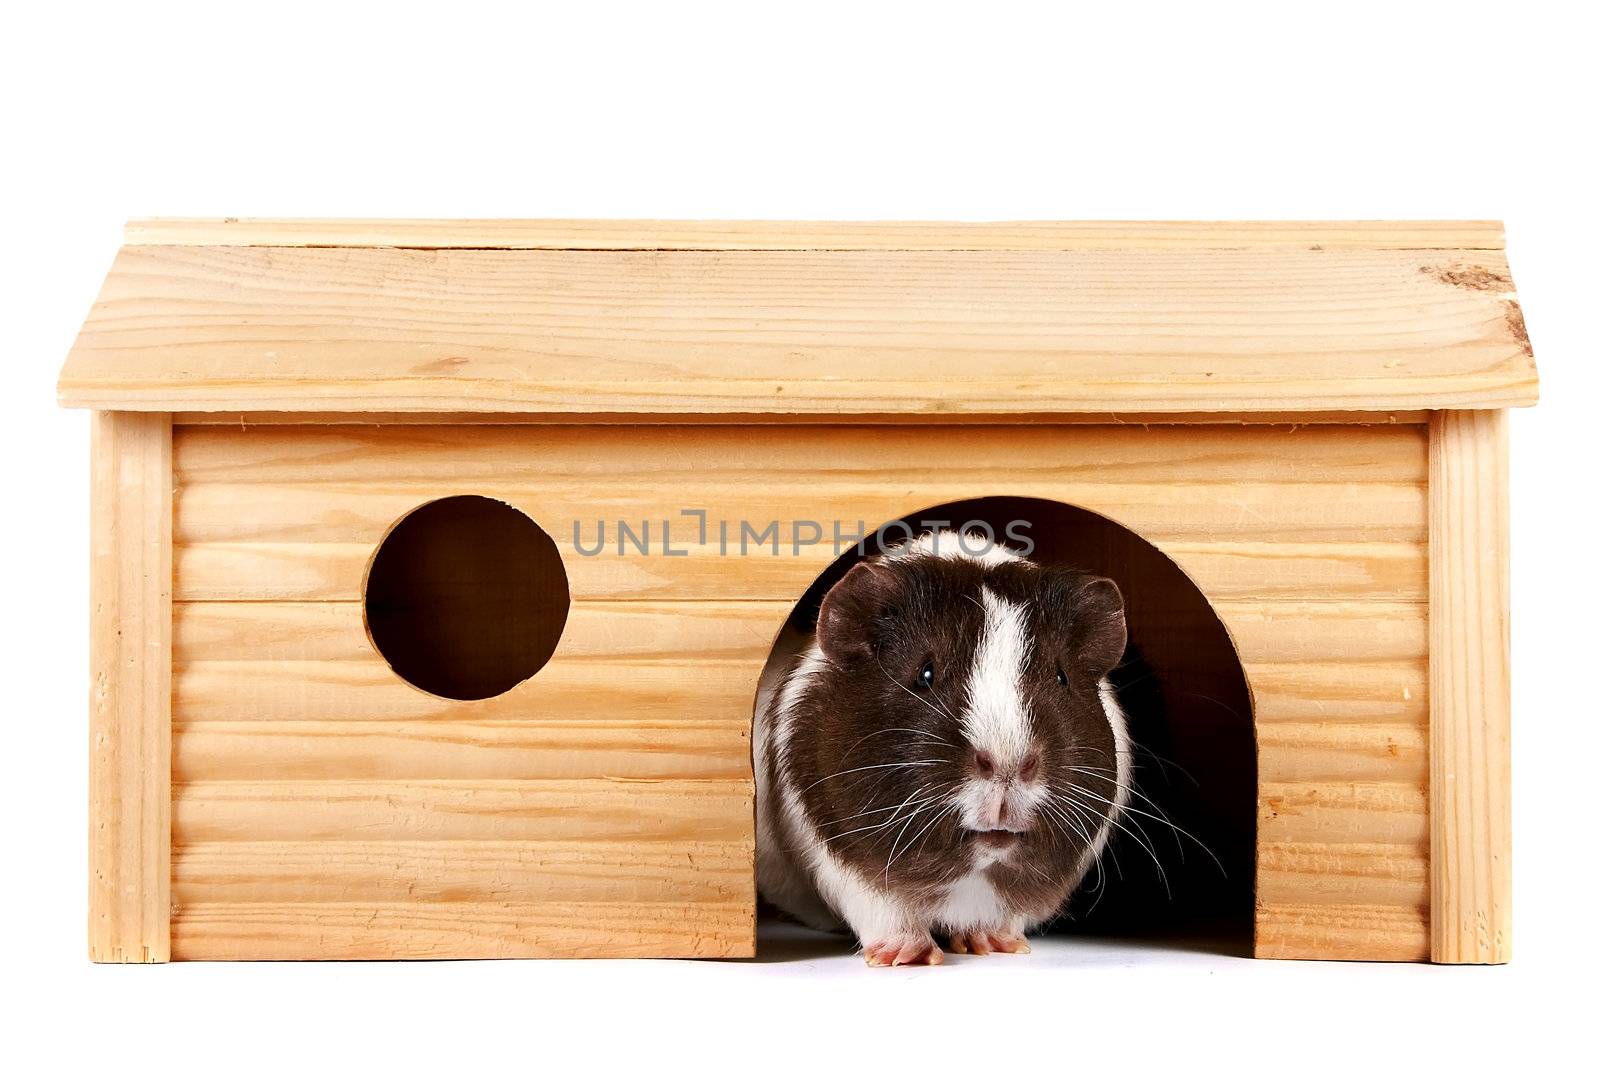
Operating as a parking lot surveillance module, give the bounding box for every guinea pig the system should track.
[754,530,1130,966]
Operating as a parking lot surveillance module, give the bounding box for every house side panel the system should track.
[168,422,1427,961]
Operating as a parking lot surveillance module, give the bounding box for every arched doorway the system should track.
[755,496,1256,951]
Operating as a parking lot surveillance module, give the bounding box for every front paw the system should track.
[946,929,1031,956]
[863,932,945,967]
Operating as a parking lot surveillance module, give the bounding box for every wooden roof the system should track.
[58,220,1538,416]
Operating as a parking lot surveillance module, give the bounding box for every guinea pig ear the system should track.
[1074,576,1127,677]
[817,559,903,664]
[1043,569,1127,679]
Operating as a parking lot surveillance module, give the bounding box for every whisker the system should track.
[1060,767,1226,876]
[1056,782,1167,869]
[901,798,961,870]
[1176,689,1252,724]
[910,800,962,865]
[838,727,956,764]
[1039,794,1120,901]
[1057,794,1170,898]
[881,795,943,886]
[817,785,934,844]
[813,798,923,829]
[1127,740,1199,788]
[1052,797,1111,912]
[799,759,944,794]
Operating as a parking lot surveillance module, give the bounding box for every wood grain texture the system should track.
[1255,771,1429,961]
[174,720,751,781]
[171,778,755,960]
[173,839,751,903]
[173,537,1425,604]
[1257,842,1428,906]
[1429,410,1512,963]
[60,242,1537,414]
[123,218,1508,250]
[1256,838,1429,961]
[1258,781,1427,845]
[1247,661,1426,723]
[177,656,766,723]
[172,901,754,960]
[88,412,172,962]
[170,423,1427,603]
[1215,602,1427,662]
[170,597,1417,719]
[1255,722,1426,785]
[175,479,1427,543]
[174,779,752,843]
[166,419,1432,961]
[172,423,1428,485]
[174,599,782,722]
[175,599,785,662]
[172,840,757,957]
[1255,902,1427,962]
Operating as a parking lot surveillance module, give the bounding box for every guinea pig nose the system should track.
[973,750,996,778]
[1019,752,1040,783]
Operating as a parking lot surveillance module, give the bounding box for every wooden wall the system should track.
[168,422,1428,961]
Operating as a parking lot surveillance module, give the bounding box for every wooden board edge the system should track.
[163,410,1436,427]
[120,218,1508,250]
[170,900,757,961]
[1428,410,1512,963]
[56,386,1540,416]
[89,412,173,962]
[1254,938,1428,963]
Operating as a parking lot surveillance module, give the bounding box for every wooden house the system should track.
[57,219,1536,963]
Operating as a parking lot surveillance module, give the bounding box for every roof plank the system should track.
[59,237,1538,416]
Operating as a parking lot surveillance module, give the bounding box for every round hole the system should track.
[363,495,570,701]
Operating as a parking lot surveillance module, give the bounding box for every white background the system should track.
[4,2,1595,1062]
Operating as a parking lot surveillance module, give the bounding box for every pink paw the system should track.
[946,929,1031,956]
[863,933,945,967]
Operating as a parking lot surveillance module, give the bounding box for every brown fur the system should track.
[776,551,1127,921]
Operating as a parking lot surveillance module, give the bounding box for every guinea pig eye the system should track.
[1056,665,1069,686]
[915,661,935,689]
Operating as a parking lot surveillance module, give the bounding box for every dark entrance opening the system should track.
[759,496,1255,952]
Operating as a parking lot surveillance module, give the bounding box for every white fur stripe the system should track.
[1075,678,1134,878]
[961,588,1033,766]
[1097,677,1133,817]
[759,642,929,942]
[892,530,1024,566]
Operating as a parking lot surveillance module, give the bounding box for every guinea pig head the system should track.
[809,549,1128,889]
